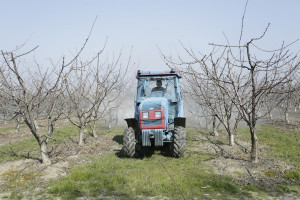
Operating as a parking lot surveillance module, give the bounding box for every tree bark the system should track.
[269,111,273,120]
[250,127,258,163]
[212,115,219,136]
[40,141,51,164]
[79,126,85,146]
[92,122,97,138]
[15,116,20,133]
[229,132,234,146]
[285,112,290,124]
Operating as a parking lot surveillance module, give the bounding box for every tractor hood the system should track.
[138,97,168,129]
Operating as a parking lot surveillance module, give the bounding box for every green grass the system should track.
[49,124,79,145]
[0,137,39,163]
[0,123,120,164]
[0,125,26,134]
[238,124,300,192]
[49,152,252,200]
[0,126,16,134]
[238,125,300,166]
[0,123,80,163]
[283,167,300,182]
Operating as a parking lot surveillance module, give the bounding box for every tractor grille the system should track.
[142,129,164,146]
[142,120,162,126]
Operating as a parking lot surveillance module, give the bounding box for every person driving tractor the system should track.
[151,79,166,92]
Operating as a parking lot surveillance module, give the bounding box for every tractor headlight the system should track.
[142,112,149,119]
[155,111,161,118]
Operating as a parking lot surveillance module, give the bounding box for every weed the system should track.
[264,171,276,177]
[283,167,300,181]
[1,169,43,189]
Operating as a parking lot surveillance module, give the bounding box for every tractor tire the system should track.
[123,127,136,157]
[172,126,186,158]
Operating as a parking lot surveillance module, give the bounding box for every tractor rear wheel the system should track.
[172,126,186,157]
[123,127,136,157]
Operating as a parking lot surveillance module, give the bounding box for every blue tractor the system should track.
[123,69,186,157]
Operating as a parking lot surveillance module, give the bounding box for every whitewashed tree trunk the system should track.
[40,142,51,164]
[212,115,219,136]
[229,132,234,146]
[285,112,290,124]
[269,111,273,120]
[92,122,97,138]
[79,126,85,146]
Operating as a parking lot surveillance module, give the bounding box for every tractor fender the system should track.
[174,117,186,128]
[125,118,138,131]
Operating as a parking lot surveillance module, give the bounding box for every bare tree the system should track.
[163,47,241,146]
[63,51,130,145]
[0,47,70,164]
[162,33,300,162]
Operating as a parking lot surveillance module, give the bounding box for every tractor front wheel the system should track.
[172,126,186,157]
[123,127,136,157]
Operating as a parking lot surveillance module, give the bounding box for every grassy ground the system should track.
[47,127,300,200]
[0,124,79,163]
[1,123,299,199]
[49,152,251,199]
[238,124,300,191]
[238,125,300,166]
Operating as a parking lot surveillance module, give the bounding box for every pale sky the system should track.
[1,0,300,70]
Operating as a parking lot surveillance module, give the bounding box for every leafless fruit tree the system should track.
[162,27,300,162]
[0,46,73,164]
[63,51,130,145]
[162,46,241,146]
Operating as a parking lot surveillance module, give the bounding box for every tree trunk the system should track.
[92,122,97,138]
[205,117,209,130]
[285,112,290,124]
[16,123,20,133]
[108,114,112,129]
[115,108,119,127]
[250,128,258,163]
[79,126,85,146]
[212,115,219,136]
[269,111,273,120]
[40,141,51,164]
[229,132,234,146]
[3,113,7,124]
[15,117,20,133]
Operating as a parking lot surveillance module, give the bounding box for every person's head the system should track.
[156,79,162,87]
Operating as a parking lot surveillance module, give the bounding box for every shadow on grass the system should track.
[0,148,41,163]
[112,135,123,145]
[115,143,174,160]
